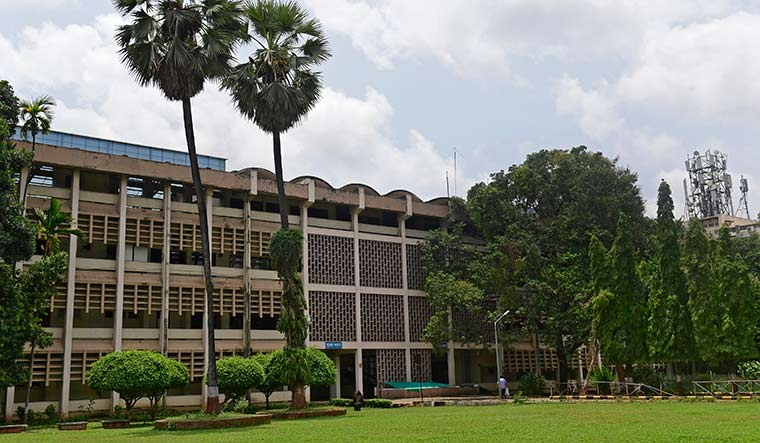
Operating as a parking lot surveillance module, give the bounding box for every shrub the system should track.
[518,372,546,396]
[512,391,526,405]
[269,347,336,392]
[88,350,189,412]
[738,361,760,379]
[253,352,282,409]
[364,399,393,408]
[329,398,353,407]
[210,356,264,404]
[590,366,616,394]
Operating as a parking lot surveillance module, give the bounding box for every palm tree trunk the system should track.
[23,340,36,425]
[181,98,220,414]
[272,131,289,229]
[20,135,36,215]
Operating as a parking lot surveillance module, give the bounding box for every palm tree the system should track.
[18,96,55,209]
[112,0,246,413]
[23,198,85,423]
[222,0,329,408]
[222,0,330,229]
[31,197,87,255]
[19,96,55,155]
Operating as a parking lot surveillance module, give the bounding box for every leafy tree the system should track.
[268,347,336,399]
[645,181,694,363]
[592,213,648,369]
[210,356,264,405]
[423,272,485,349]
[419,225,490,349]
[31,197,87,255]
[0,80,19,133]
[683,219,720,361]
[467,147,646,384]
[113,0,246,412]
[223,0,330,229]
[0,115,67,425]
[88,350,189,414]
[269,228,309,408]
[252,352,281,409]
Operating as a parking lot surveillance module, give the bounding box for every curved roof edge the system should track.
[339,183,381,196]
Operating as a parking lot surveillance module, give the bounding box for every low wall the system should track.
[378,386,479,399]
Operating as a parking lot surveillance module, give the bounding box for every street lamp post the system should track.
[493,309,511,383]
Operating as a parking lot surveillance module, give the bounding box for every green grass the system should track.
[6,401,760,442]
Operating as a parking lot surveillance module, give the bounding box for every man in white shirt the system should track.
[498,375,509,399]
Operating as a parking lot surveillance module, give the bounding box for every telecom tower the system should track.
[738,176,751,219]
[683,150,736,220]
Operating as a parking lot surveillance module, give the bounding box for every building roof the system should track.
[13,129,226,171]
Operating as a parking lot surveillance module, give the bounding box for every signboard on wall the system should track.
[325,342,343,350]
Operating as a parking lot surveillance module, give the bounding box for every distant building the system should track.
[700,214,758,238]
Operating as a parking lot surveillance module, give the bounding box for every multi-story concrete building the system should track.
[2,130,567,419]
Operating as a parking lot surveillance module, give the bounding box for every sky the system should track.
[2,0,760,218]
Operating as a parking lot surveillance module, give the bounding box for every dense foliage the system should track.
[211,356,264,404]
[88,350,189,411]
[0,89,68,388]
[252,352,281,409]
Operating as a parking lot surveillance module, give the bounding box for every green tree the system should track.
[423,272,485,348]
[113,0,246,412]
[252,352,281,409]
[31,197,87,255]
[645,181,694,364]
[18,96,55,155]
[467,147,646,384]
[683,219,720,361]
[269,228,309,408]
[210,356,264,405]
[0,80,20,133]
[710,226,759,363]
[0,114,67,423]
[268,347,336,403]
[222,0,330,229]
[88,350,189,414]
[592,213,648,369]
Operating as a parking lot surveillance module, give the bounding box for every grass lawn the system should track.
[6,401,760,442]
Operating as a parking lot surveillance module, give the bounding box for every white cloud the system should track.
[0,15,462,200]
[305,0,742,78]
[556,76,624,140]
[618,12,760,122]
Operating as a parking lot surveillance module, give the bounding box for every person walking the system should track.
[498,375,510,399]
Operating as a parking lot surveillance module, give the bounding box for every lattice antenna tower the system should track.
[737,176,751,219]
[684,150,734,219]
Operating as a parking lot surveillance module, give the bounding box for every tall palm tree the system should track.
[23,198,85,424]
[18,96,55,209]
[222,0,329,408]
[112,0,246,413]
[222,0,330,229]
[19,96,55,155]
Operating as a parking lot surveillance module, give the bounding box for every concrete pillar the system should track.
[243,195,251,356]
[399,211,412,382]
[18,165,29,205]
[201,189,213,409]
[60,169,80,417]
[111,175,128,409]
[159,182,171,355]
[331,354,341,399]
[352,204,364,394]
[4,387,14,421]
[301,200,311,343]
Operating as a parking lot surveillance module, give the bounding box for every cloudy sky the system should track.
[2,0,760,217]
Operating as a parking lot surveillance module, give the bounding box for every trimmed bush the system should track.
[88,350,189,411]
[518,372,546,396]
[210,356,264,404]
[329,398,353,407]
[364,399,393,408]
[269,347,336,389]
[253,353,282,409]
